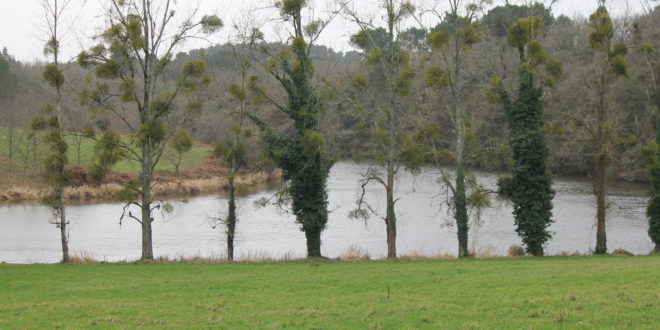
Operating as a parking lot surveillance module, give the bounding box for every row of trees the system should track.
[1,0,658,262]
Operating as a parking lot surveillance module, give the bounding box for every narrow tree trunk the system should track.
[385,171,397,259]
[455,164,469,257]
[595,82,608,255]
[59,192,69,263]
[8,125,13,167]
[649,99,660,252]
[141,140,154,260]
[595,152,607,254]
[32,138,37,163]
[226,173,236,261]
[453,74,469,257]
[76,140,81,167]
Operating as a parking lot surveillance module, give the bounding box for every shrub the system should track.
[508,245,526,257]
[610,249,634,256]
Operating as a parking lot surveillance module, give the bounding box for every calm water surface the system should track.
[0,162,653,263]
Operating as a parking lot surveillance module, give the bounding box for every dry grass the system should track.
[33,247,628,265]
[69,251,101,264]
[508,245,526,257]
[64,183,123,201]
[153,253,230,264]
[151,250,299,263]
[0,187,41,203]
[1,171,279,204]
[399,250,456,260]
[471,244,500,258]
[556,251,587,257]
[610,249,635,256]
[338,245,371,261]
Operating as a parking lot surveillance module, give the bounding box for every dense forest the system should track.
[1,0,659,260]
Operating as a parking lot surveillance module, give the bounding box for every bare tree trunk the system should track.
[59,194,69,263]
[455,164,469,257]
[226,171,236,261]
[386,170,397,259]
[76,138,82,167]
[141,139,154,260]
[8,125,13,167]
[595,79,607,255]
[53,0,68,263]
[453,69,469,258]
[652,100,660,252]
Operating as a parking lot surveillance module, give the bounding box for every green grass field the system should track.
[1,256,658,328]
[0,127,210,173]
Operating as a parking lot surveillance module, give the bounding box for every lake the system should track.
[0,162,653,263]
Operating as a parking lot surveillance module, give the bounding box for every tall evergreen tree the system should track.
[492,13,561,256]
[248,0,334,258]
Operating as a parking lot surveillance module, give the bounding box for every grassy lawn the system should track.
[0,127,210,174]
[0,256,658,328]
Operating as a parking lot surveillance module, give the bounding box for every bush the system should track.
[610,249,634,256]
[508,245,526,257]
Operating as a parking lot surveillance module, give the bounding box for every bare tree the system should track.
[209,20,262,261]
[422,0,492,257]
[342,0,421,259]
[30,0,77,263]
[586,0,629,254]
[79,0,222,260]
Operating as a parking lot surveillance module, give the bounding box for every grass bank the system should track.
[0,127,209,173]
[1,127,280,204]
[0,256,658,328]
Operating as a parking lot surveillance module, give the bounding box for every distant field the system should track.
[0,256,658,328]
[0,127,210,173]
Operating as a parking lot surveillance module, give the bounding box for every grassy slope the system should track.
[1,256,658,328]
[0,127,210,173]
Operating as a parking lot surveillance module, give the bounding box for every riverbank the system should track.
[0,256,658,328]
[0,157,281,204]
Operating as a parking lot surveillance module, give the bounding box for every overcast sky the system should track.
[0,0,645,63]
